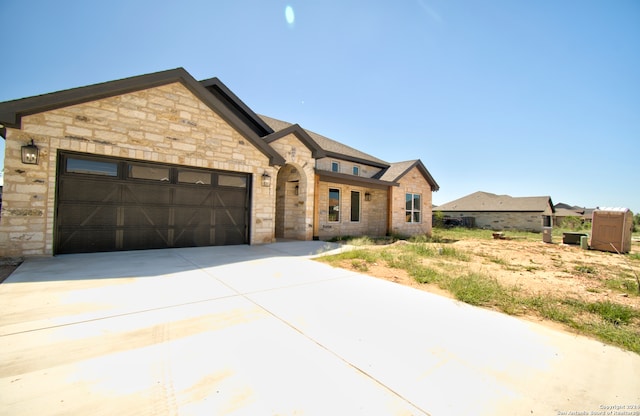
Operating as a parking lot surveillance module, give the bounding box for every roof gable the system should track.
[437,191,553,212]
[259,115,389,168]
[0,68,285,165]
[262,123,326,159]
[376,160,440,191]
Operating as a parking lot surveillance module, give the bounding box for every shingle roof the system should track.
[259,115,389,167]
[376,160,440,191]
[436,191,552,212]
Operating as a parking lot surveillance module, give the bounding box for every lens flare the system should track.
[285,5,295,25]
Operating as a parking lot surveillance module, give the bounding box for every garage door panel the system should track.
[59,204,118,227]
[122,206,170,227]
[121,183,172,204]
[122,229,169,250]
[55,153,250,254]
[173,207,210,227]
[57,230,118,253]
[59,179,120,203]
[213,190,246,207]
[174,187,215,206]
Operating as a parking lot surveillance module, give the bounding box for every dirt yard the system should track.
[332,237,640,310]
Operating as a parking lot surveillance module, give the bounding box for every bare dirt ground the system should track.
[333,238,640,310]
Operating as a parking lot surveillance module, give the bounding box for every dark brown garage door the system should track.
[55,152,250,254]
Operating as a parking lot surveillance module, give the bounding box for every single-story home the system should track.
[553,203,594,227]
[0,68,439,256]
[435,191,554,232]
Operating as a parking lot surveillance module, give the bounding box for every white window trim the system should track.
[352,165,360,176]
[331,161,340,173]
[406,192,422,223]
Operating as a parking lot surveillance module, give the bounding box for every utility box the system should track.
[542,226,553,243]
[590,208,633,253]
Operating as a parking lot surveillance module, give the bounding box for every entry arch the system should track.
[275,163,310,240]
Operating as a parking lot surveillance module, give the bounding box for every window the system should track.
[328,188,340,222]
[406,193,421,223]
[129,164,170,181]
[218,175,247,188]
[352,166,359,176]
[331,161,340,173]
[67,158,118,176]
[178,169,211,185]
[351,191,360,222]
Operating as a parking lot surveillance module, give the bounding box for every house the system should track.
[553,203,594,227]
[435,191,554,232]
[0,68,439,256]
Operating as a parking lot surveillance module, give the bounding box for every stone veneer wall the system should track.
[441,211,545,232]
[0,82,276,257]
[268,134,315,241]
[390,166,433,237]
[316,180,387,239]
[315,157,383,179]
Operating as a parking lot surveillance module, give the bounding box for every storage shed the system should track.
[590,208,634,253]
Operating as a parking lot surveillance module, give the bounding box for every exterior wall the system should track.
[316,180,387,239]
[390,166,433,237]
[270,132,316,240]
[315,157,383,179]
[0,82,275,257]
[440,211,546,232]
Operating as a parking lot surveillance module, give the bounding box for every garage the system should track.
[55,152,250,254]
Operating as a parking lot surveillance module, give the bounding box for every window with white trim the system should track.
[406,193,421,223]
[331,161,340,173]
[352,165,359,176]
[329,188,340,222]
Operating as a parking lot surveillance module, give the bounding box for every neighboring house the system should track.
[0,68,439,256]
[435,191,554,232]
[553,203,594,227]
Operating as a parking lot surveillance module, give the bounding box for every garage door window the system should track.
[218,175,247,188]
[179,169,212,185]
[67,158,118,176]
[129,164,170,181]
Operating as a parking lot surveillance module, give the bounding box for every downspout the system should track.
[313,174,320,240]
[386,185,393,236]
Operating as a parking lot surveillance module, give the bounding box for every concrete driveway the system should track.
[1,242,639,416]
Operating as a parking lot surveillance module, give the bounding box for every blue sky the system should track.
[1,0,639,212]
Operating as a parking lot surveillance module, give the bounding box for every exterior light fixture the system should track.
[294,184,299,195]
[21,139,39,165]
[261,172,271,187]
[364,192,372,201]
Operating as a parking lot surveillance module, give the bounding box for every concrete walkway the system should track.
[1,242,638,415]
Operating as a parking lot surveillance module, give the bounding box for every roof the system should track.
[0,67,285,166]
[0,68,439,189]
[554,203,594,218]
[376,160,440,191]
[436,191,554,212]
[259,115,389,168]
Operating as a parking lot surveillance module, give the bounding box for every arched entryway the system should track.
[275,163,309,240]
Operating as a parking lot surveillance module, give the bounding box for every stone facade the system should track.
[316,180,388,239]
[442,211,547,232]
[0,83,276,256]
[0,69,439,256]
[389,166,434,237]
[268,133,316,241]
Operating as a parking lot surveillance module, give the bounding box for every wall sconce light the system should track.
[294,184,299,195]
[21,139,39,165]
[364,192,372,201]
[261,172,271,187]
